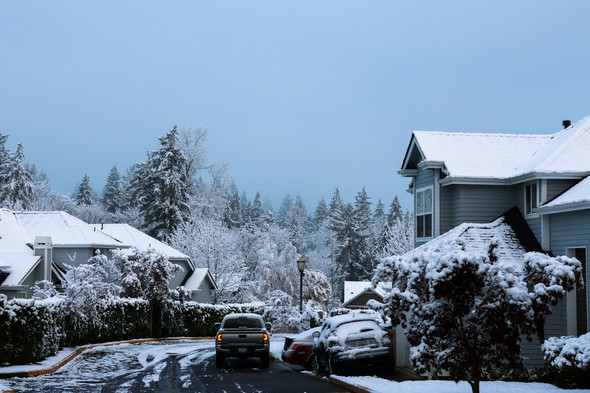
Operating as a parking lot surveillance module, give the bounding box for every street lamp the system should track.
[297,256,307,313]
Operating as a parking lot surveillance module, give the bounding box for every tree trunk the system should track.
[151,301,162,338]
[468,379,480,393]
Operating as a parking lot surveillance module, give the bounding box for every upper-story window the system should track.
[416,187,433,238]
[525,182,538,215]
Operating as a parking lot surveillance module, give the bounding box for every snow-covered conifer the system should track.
[0,143,34,209]
[75,174,93,206]
[102,165,123,213]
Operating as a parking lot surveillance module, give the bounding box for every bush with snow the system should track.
[543,333,590,370]
[372,238,583,393]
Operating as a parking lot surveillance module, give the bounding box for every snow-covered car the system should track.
[214,313,272,367]
[281,327,321,369]
[312,313,394,375]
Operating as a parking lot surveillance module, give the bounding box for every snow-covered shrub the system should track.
[372,238,583,393]
[31,280,58,300]
[262,291,327,332]
[0,297,65,364]
[543,334,590,370]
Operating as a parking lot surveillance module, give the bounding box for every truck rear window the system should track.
[223,317,262,329]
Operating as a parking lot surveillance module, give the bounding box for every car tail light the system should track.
[217,333,222,342]
[328,338,338,347]
[383,333,390,339]
[263,333,268,342]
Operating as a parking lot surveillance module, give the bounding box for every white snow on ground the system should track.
[0,380,9,392]
[270,335,285,360]
[0,347,76,373]
[332,376,590,393]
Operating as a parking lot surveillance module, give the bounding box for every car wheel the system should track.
[327,355,337,376]
[215,354,225,368]
[312,354,324,373]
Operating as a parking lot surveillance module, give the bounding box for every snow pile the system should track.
[543,333,590,369]
[332,376,572,393]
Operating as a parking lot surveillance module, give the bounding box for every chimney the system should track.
[34,236,53,289]
[563,120,571,129]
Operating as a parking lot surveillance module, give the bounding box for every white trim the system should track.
[434,170,440,237]
[524,181,539,217]
[540,179,548,204]
[415,185,434,240]
[536,201,590,215]
[439,173,588,187]
[541,215,550,251]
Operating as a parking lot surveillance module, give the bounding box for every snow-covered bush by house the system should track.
[543,333,590,370]
[262,290,326,332]
[372,238,583,393]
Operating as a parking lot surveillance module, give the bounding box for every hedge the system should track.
[0,295,263,365]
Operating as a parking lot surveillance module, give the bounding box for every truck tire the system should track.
[215,354,225,368]
[261,351,270,367]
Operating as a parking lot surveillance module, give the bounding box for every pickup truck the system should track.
[214,313,272,367]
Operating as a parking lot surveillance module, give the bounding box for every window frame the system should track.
[525,181,539,216]
[415,186,433,239]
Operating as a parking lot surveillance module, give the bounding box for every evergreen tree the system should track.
[224,183,243,228]
[138,125,191,240]
[75,174,93,206]
[313,196,329,229]
[103,165,123,213]
[278,194,293,228]
[250,191,265,225]
[240,191,252,224]
[327,188,343,227]
[0,143,34,209]
[387,195,403,226]
[353,187,373,279]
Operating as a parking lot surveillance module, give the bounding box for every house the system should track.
[397,115,590,368]
[342,281,388,310]
[0,209,217,303]
[92,223,217,303]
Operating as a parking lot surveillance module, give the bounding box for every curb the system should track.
[0,337,213,379]
[327,377,371,393]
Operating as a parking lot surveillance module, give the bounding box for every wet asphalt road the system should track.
[3,341,350,393]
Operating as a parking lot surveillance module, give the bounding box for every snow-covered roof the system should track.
[406,215,527,271]
[343,281,388,303]
[0,209,42,286]
[183,267,218,291]
[403,115,590,182]
[514,116,590,176]
[93,224,189,261]
[537,176,590,213]
[14,211,123,248]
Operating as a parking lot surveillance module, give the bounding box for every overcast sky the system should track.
[2,1,590,211]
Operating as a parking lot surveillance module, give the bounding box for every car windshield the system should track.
[223,317,262,329]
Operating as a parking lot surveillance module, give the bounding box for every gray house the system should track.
[397,116,590,368]
[0,209,216,303]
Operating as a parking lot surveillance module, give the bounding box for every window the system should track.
[416,187,433,238]
[525,182,538,215]
[17,292,27,299]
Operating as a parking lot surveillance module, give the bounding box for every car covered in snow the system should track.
[281,327,321,369]
[312,313,393,375]
[214,313,272,367]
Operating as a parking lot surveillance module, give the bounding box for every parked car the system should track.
[214,313,272,368]
[312,313,394,375]
[281,327,321,369]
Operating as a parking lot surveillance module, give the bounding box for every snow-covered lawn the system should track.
[332,376,590,393]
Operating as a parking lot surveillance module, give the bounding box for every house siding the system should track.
[546,179,580,202]
[169,259,191,289]
[191,281,213,303]
[450,184,519,228]
[439,184,455,234]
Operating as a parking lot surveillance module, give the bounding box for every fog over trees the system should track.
[0,126,413,306]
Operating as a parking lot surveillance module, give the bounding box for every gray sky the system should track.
[2,1,590,212]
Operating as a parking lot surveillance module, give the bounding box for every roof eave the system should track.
[536,201,590,215]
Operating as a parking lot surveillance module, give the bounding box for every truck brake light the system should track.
[263,333,268,341]
[217,333,222,342]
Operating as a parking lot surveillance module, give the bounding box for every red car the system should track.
[281,327,321,369]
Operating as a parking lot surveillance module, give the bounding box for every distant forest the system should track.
[0,127,413,306]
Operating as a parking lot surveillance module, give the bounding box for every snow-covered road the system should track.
[1,338,347,393]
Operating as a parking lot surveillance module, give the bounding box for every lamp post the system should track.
[297,256,307,313]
